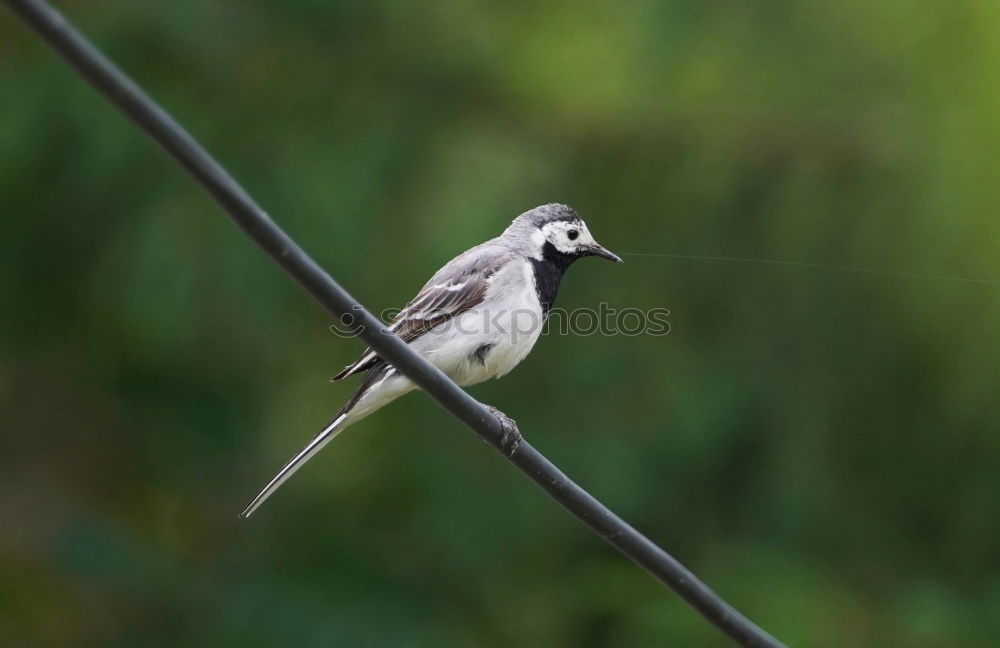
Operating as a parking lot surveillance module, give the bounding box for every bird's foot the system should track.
[483,404,522,457]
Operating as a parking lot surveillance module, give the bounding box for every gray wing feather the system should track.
[332,243,515,381]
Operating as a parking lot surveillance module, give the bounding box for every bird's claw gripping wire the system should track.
[483,405,522,457]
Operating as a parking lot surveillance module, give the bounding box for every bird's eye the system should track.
[567,229,579,241]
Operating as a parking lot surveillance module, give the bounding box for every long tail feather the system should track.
[240,412,349,518]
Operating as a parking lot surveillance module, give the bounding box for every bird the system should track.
[240,203,622,517]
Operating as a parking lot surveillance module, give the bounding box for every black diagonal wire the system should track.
[4,1,785,646]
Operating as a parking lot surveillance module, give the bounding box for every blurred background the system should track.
[2,1,999,646]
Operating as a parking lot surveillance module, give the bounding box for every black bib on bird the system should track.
[530,241,581,315]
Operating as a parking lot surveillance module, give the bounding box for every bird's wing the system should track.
[332,243,515,381]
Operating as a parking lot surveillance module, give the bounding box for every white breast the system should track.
[412,259,544,387]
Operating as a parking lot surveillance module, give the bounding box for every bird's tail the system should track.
[239,410,350,518]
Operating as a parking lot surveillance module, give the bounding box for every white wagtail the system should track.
[241,203,622,517]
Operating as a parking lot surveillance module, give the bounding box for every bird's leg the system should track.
[483,404,522,457]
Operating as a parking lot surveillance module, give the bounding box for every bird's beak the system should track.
[586,242,624,263]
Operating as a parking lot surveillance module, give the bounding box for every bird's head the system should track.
[506,203,623,264]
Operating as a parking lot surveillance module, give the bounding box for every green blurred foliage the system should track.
[2,1,999,646]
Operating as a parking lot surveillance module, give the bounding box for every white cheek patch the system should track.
[552,240,577,255]
[544,221,581,255]
[535,219,597,256]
